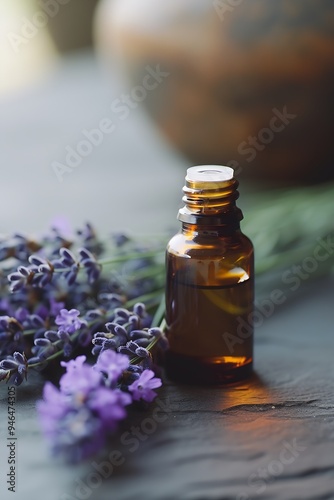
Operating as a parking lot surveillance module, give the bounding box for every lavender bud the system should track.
[44,330,59,342]
[128,315,139,329]
[148,327,163,338]
[8,272,22,282]
[0,359,18,370]
[87,267,100,283]
[10,281,25,293]
[105,322,117,333]
[92,345,102,356]
[17,266,30,277]
[13,352,26,365]
[92,338,103,347]
[28,255,46,266]
[135,346,150,358]
[59,248,76,265]
[85,309,103,320]
[114,308,131,320]
[78,248,94,260]
[81,258,95,269]
[38,264,51,273]
[118,346,130,355]
[129,329,152,340]
[57,330,70,342]
[126,341,139,354]
[114,325,128,342]
[133,303,145,317]
[127,365,143,373]
[65,271,77,286]
[30,315,45,327]
[134,338,151,347]
[125,372,140,383]
[102,338,117,349]
[34,338,51,347]
[52,259,65,269]
[18,364,26,375]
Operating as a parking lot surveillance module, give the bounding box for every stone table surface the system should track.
[0,51,333,500]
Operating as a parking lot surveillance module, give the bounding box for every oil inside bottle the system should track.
[165,264,254,384]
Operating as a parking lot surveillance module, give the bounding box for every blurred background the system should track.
[1,4,334,498]
[1,0,333,285]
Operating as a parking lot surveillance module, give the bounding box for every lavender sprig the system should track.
[1,224,165,384]
[37,329,165,462]
[0,223,168,462]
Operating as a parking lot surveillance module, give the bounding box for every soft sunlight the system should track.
[0,0,57,95]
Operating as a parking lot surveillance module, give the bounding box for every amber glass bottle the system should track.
[165,166,254,384]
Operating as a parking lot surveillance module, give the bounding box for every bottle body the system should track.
[165,165,254,384]
[165,225,254,383]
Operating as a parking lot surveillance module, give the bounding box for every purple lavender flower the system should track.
[94,350,129,384]
[78,248,101,284]
[37,382,70,436]
[8,266,34,292]
[35,265,54,287]
[33,337,57,361]
[52,248,79,286]
[58,330,72,357]
[37,355,132,462]
[128,369,162,403]
[118,340,150,359]
[77,222,103,256]
[58,248,77,267]
[88,387,131,428]
[91,332,117,356]
[1,234,33,262]
[55,309,85,333]
[37,382,105,462]
[26,254,54,288]
[0,351,28,386]
[36,328,72,359]
[105,322,128,341]
[0,317,24,358]
[1,220,165,462]
[60,356,101,394]
[91,322,129,356]
[114,303,152,330]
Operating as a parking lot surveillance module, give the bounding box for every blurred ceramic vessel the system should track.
[47,0,99,52]
[95,0,334,183]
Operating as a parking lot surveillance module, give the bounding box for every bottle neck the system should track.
[181,221,241,237]
[178,173,243,227]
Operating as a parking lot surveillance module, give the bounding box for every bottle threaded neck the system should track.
[178,165,243,225]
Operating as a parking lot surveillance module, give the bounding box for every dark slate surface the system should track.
[0,52,333,500]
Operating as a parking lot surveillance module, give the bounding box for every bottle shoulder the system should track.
[167,229,253,259]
